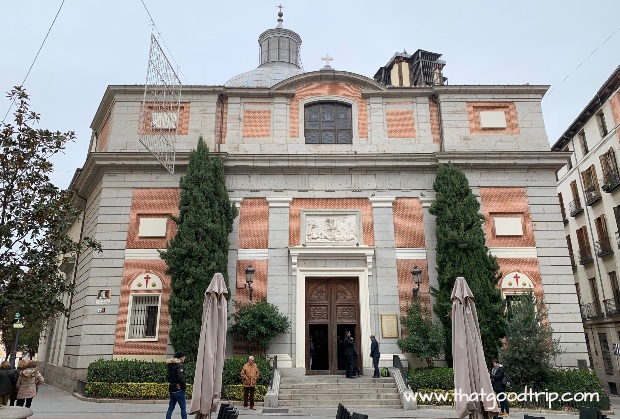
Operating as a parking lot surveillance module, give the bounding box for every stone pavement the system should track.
[28,385,620,419]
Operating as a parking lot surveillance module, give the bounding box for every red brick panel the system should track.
[113,260,171,356]
[242,109,271,138]
[393,198,425,248]
[289,198,375,246]
[97,114,112,152]
[215,96,228,144]
[479,187,535,248]
[386,110,416,138]
[429,99,441,144]
[396,259,430,338]
[235,259,268,307]
[139,102,190,135]
[496,257,544,300]
[125,189,180,249]
[467,102,519,135]
[238,198,269,249]
[289,83,368,138]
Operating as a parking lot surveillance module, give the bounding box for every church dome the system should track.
[225,10,304,88]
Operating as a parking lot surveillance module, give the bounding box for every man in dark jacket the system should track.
[490,359,509,417]
[370,335,381,378]
[166,351,187,419]
[344,331,356,379]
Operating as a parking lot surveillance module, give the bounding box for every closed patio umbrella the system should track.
[451,276,500,419]
[190,272,228,419]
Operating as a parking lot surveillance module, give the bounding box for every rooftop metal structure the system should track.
[373,49,447,87]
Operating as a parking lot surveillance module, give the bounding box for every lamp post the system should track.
[411,266,422,299]
[245,265,255,301]
[9,312,24,369]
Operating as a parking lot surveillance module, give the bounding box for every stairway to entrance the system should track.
[277,375,402,408]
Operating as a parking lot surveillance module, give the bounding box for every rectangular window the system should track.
[559,193,567,221]
[597,111,609,138]
[611,272,620,312]
[576,226,593,264]
[304,102,352,144]
[570,180,582,211]
[585,333,594,368]
[600,148,619,191]
[582,165,601,205]
[579,131,589,155]
[595,215,612,256]
[566,235,576,267]
[127,295,161,340]
[599,333,614,375]
[589,277,601,315]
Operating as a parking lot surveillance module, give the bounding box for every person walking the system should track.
[370,335,381,378]
[166,351,187,419]
[241,356,260,410]
[8,360,22,406]
[15,360,44,409]
[490,359,509,417]
[344,331,356,379]
[0,362,14,406]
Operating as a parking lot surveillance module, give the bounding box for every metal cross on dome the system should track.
[322,53,333,68]
[277,4,284,12]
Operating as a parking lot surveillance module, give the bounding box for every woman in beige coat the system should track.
[16,360,44,408]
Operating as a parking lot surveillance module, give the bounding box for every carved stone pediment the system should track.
[301,210,362,246]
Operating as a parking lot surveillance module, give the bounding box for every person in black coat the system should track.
[0,362,14,406]
[344,331,356,379]
[166,351,187,419]
[369,335,381,378]
[490,359,509,417]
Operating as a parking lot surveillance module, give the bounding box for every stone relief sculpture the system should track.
[305,214,359,244]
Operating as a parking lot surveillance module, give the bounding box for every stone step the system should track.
[279,382,396,389]
[278,393,400,401]
[283,376,390,383]
[280,387,397,395]
[277,399,402,407]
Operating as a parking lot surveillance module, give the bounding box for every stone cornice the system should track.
[71,150,571,196]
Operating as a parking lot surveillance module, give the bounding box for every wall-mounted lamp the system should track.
[245,265,255,301]
[411,266,422,299]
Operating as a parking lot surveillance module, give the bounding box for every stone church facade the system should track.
[39,15,587,390]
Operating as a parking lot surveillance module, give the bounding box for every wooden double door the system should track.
[306,277,360,375]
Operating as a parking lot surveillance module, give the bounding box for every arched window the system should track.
[304,102,352,144]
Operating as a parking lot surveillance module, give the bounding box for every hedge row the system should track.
[410,368,609,410]
[87,357,271,388]
[85,383,267,401]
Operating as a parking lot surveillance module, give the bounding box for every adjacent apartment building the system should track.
[554,65,620,394]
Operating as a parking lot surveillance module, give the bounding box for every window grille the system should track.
[304,102,352,144]
[599,333,614,375]
[128,295,160,339]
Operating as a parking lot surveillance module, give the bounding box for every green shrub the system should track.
[87,359,196,383]
[408,367,609,411]
[223,385,267,401]
[86,382,194,399]
[408,367,454,391]
[221,357,271,387]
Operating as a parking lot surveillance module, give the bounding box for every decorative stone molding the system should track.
[488,247,538,258]
[237,249,269,260]
[369,196,396,208]
[301,210,362,246]
[395,248,427,259]
[266,197,293,207]
[125,249,164,260]
[231,197,243,208]
[289,246,374,275]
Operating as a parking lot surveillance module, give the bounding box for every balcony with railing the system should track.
[569,200,583,217]
[580,302,603,319]
[578,248,594,265]
[595,236,614,257]
[569,253,577,269]
[604,299,620,316]
[585,185,602,206]
[602,170,620,193]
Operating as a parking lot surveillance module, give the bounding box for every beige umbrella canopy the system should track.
[451,277,500,419]
[190,273,229,419]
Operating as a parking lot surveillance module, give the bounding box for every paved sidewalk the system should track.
[29,384,619,419]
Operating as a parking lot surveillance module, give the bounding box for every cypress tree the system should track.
[429,162,505,365]
[160,137,238,360]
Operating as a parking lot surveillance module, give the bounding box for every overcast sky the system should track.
[2,0,619,188]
